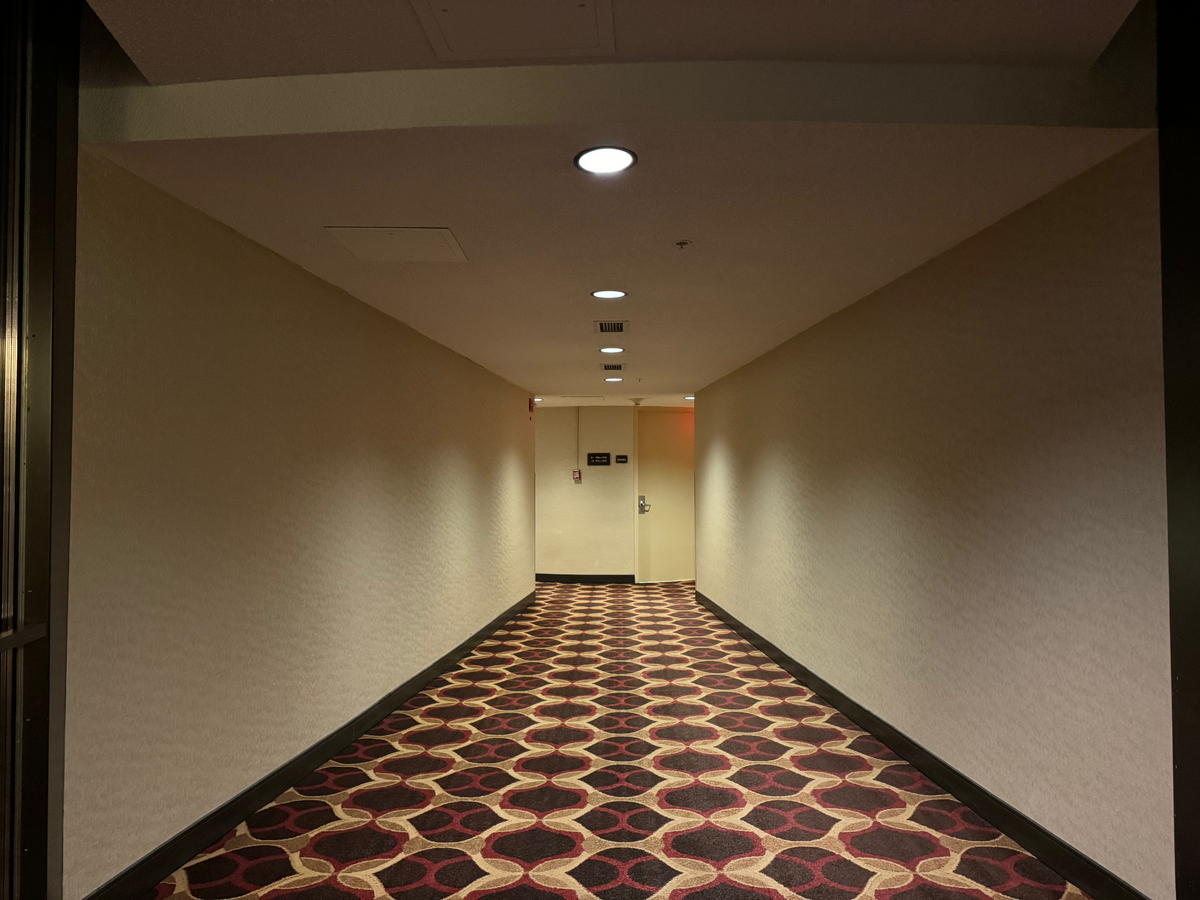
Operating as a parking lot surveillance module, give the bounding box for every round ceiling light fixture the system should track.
[592,290,626,299]
[605,377,624,382]
[600,347,624,354]
[575,146,636,175]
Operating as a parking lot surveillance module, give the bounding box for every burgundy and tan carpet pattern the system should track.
[152,581,1086,900]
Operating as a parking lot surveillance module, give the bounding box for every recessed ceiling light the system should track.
[685,396,695,400]
[534,398,543,402]
[575,147,636,175]
[600,347,624,354]
[605,377,624,382]
[592,290,626,299]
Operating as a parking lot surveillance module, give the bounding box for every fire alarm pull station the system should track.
[572,469,582,483]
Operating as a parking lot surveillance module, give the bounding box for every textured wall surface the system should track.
[535,407,636,575]
[66,152,535,899]
[695,138,1172,898]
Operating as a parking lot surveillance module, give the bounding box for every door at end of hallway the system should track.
[636,408,695,583]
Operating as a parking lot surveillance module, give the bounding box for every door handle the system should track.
[638,495,651,514]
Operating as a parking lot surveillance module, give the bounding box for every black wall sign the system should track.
[615,455,628,463]
[587,453,610,466]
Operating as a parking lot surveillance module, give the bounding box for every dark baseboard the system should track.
[536,573,636,585]
[694,590,1148,900]
[89,589,538,900]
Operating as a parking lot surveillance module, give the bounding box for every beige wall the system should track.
[535,406,636,575]
[696,138,1172,898]
[637,409,695,583]
[66,152,535,899]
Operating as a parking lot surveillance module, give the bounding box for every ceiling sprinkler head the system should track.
[631,397,644,406]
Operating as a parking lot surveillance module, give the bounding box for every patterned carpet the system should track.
[152,581,1086,900]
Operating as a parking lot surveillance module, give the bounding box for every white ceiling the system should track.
[92,122,1146,407]
[88,0,1136,85]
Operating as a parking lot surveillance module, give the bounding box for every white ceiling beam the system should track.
[80,60,1153,144]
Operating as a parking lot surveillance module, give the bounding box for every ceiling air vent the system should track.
[593,320,629,334]
[410,0,615,62]
[601,363,626,371]
[325,226,468,262]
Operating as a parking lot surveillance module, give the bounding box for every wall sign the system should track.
[615,455,628,464]
[587,453,611,466]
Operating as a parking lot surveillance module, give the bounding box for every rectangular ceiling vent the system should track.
[410,0,615,62]
[601,363,625,371]
[594,320,628,334]
[325,226,468,262]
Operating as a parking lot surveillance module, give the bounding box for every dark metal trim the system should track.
[3,1,78,897]
[0,1,25,893]
[84,589,538,900]
[694,590,1150,900]
[535,574,636,585]
[1158,0,1200,894]
[0,627,44,655]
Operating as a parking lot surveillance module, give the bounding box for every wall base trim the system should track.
[85,588,538,900]
[535,573,635,584]
[694,590,1149,900]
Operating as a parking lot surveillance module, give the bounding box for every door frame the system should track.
[2,1,78,897]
